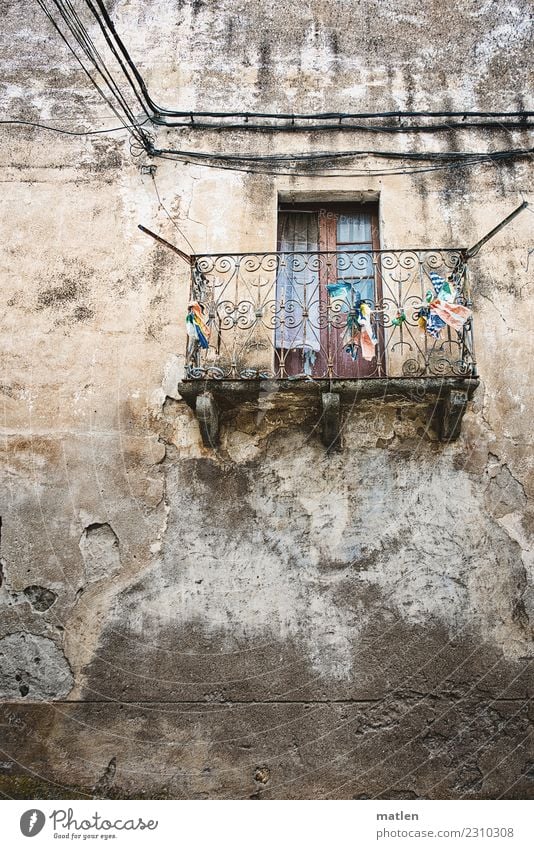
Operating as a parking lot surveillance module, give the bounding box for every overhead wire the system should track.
[52,0,146,132]
[88,0,163,115]
[146,119,534,132]
[80,0,534,178]
[149,170,196,253]
[35,0,141,142]
[82,1,534,129]
[75,0,534,143]
[36,0,150,147]
[82,0,154,122]
[31,0,534,179]
[151,145,534,164]
[0,118,148,136]
[152,150,531,179]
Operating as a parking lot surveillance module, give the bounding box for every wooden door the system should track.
[277,203,381,378]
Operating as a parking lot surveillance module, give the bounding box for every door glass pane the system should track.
[336,213,374,304]
[337,212,372,244]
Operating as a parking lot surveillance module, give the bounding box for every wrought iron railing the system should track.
[184,249,476,380]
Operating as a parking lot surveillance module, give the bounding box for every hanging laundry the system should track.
[417,272,471,339]
[417,302,446,339]
[192,265,209,302]
[429,272,456,303]
[327,280,353,311]
[327,282,377,362]
[391,309,407,327]
[186,301,210,350]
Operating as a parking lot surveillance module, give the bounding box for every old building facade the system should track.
[0,0,533,798]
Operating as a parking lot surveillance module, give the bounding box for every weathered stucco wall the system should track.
[0,0,533,798]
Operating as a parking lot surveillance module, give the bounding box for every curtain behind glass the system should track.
[275,212,320,352]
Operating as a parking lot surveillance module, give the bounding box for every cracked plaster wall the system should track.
[0,0,533,799]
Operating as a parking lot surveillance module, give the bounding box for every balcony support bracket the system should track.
[322,392,341,450]
[439,388,469,442]
[196,391,219,447]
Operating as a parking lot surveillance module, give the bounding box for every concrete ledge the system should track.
[179,377,479,405]
[177,377,479,446]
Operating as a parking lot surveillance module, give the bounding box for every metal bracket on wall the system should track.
[439,388,470,442]
[321,392,341,450]
[196,392,219,447]
[464,201,529,259]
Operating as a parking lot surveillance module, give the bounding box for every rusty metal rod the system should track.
[465,201,529,259]
[138,224,192,265]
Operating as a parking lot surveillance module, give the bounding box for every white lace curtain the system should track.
[275,212,321,352]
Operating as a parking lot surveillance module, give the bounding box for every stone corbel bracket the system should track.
[321,392,341,451]
[196,391,219,447]
[439,387,470,442]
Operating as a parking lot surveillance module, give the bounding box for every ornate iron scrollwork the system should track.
[185,249,475,381]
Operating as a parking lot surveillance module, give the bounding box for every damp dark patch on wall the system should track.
[0,382,24,399]
[224,14,235,46]
[85,138,125,175]
[34,273,95,330]
[329,29,340,56]
[242,168,275,223]
[473,255,526,300]
[36,278,82,310]
[147,242,175,290]
[70,305,94,323]
[256,38,272,93]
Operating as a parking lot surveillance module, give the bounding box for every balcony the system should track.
[178,248,479,448]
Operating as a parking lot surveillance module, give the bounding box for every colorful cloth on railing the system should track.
[417,273,471,339]
[327,282,377,362]
[186,301,210,349]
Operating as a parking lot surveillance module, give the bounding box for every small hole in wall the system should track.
[19,685,29,697]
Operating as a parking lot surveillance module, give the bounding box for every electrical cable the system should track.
[150,171,196,253]
[0,118,148,136]
[51,0,146,131]
[82,0,154,122]
[150,145,534,164]
[36,0,150,148]
[36,0,144,144]
[155,108,534,122]
[84,0,534,134]
[2,114,506,176]
[89,0,161,115]
[34,0,534,178]
[149,119,534,132]
[153,150,527,179]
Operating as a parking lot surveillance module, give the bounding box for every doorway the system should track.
[275,202,382,378]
